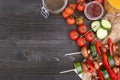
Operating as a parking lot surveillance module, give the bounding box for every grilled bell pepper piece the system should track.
[102,53,118,80]
[95,41,102,55]
[97,70,104,80]
[86,58,94,73]
[107,38,113,56]
[74,62,82,74]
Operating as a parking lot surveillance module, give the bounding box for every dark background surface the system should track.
[0,0,92,80]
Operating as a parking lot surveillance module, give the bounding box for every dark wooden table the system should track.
[0,0,91,80]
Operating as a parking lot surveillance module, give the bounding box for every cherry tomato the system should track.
[69,30,79,40]
[68,3,76,10]
[62,11,70,18]
[66,17,75,25]
[85,32,95,42]
[94,0,103,3]
[78,24,88,34]
[65,7,74,16]
[76,37,86,47]
[76,17,84,25]
[76,2,85,12]
[76,0,85,3]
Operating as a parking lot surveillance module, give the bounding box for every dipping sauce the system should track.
[87,3,102,17]
[84,1,104,20]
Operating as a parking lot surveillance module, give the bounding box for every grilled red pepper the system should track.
[102,53,118,80]
[97,70,104,80]
[86,58,94,73]
[107,38,113,56]
[95,41,102,55]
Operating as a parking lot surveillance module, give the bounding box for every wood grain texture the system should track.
[0,0,92,80]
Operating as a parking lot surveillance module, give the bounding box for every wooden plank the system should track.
[0,0,87,80]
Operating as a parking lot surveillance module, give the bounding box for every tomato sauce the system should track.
[87,3,102,17]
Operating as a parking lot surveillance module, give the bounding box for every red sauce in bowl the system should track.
[84,1,104,20]
[87,3,102,17]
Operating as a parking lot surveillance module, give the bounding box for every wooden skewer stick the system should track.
[60,69,75,74]
[65,52,81,56]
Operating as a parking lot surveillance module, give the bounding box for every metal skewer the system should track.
[60,69,75,74]
[65,52,81,56]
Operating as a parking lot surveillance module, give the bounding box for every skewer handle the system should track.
[60,69,75,74]
[65,52,81,56]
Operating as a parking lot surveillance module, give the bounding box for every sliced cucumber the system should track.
[74,62,82,74]
[101,20,112,30]
[97,28,108,40]
[91,21,101,32]
[107,53,114,67]
[90,45,97,58]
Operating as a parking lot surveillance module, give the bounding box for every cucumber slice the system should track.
[91,21,101,32]
[97,28,108,40]
[107,53,114,67]
[74,62,82,74]
[101,20,112,30]
[90,45,97,58]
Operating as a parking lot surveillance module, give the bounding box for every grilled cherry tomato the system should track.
[76,2,85,12]
[68,3,76,10]
[69,30,79,41]
[76,17,84,25]
[66,17,75,25]
[78,24,88,34]
[76,37,86,47]
[94,0,103,3]
[65,7,74,16]
[62,11,69,18]
[85,32,95,42]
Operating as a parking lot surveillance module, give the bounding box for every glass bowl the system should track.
[84,1,104,20]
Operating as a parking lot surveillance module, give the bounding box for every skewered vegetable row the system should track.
[61,38,120,80]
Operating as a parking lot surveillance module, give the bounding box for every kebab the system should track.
[62,38,120,80]
[60,59,111,80]
[65,38,119,58]
[60,54,120,80]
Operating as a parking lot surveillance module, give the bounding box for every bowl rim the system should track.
[43,0,68,14]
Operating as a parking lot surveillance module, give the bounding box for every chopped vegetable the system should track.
[90,45,97,58]
[97,70,104,80]
[95,41,102,55]
[102,53,118,80]
[107,38,113,56]
[86,58,94,73]
[101,68,110,80]
[74,62,83,74]
[107,53,114,67]
[91,21,101,32]
[101,19,112,30]
[97,28,108,39]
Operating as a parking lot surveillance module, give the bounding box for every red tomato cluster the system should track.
[69,24,96,47]
[62,1,85,26]
[62,0,103,47]
[62,0,103,26]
